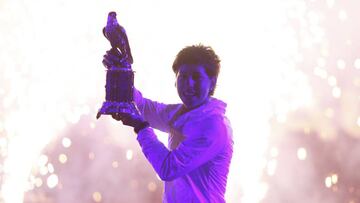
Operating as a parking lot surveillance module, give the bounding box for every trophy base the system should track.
[96,101,138,119]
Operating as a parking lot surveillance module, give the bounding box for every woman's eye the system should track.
[193,74,203,80]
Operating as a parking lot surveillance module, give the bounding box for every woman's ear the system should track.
[211,77,217,90]
[175,74,178,87]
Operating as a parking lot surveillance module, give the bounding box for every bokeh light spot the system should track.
[297,148,307,160]
[126,149,133,161]
[337,59,346,70]
[270,147,279,158]
[47,174,58,189]
[314,67,328,79]
[35,178,42,188]
[327,76,337,86]
[331,174,338,184]
[0,137,7,148]
[303,127,311,135]
[0,122,4,133]
[62,137,72,148]
[317,57,326,67]
[90,122,96,129]
[325,176,332,188]
[338,10,348,21]
[58,154,68,164]
[92,192,102,202]
[112,161,119,168]
[354,58,360,69]
[47,163,54,173]
[39,166,48,176]
[276,115,287,123]
[266,159,277,176]
[147,182,157,192]
[325,108,334,118]
[37,155,48,167]
[89,152,95,160]
[326,0,335,8]
[332,87,341,98]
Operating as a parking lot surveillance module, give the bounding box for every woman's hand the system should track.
[112,111,144,128]
[102,48,124,68]
[112,109,149,133]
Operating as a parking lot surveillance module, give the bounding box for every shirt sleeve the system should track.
[136,116,228,181]
[134,88,175,133]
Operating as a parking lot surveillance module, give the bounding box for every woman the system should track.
[103,44,233,203]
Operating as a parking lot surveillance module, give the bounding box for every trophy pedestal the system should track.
[96,101,138,119]
[96,67,136,119]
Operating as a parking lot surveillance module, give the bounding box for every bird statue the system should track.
[103,11,133,66]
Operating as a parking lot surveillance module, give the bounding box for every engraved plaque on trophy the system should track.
[96,12,137,119]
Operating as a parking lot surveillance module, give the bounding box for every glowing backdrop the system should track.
[0,0,359,202]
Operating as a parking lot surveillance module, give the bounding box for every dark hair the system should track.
[172,44,221,95]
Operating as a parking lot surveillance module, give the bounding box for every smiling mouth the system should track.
[183,91,196,97]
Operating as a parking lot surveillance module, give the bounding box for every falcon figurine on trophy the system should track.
[96,11,138,119]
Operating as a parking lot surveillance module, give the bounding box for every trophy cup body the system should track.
[97,12,137,119]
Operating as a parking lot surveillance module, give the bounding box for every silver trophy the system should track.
[96,12,137,119]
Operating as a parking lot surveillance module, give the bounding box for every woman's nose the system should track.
[186,77,195,87]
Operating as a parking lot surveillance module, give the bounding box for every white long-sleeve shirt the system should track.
[134,90,233,203]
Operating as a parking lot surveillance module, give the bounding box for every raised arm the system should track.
[134,88,179,133]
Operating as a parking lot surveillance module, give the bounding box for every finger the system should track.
[110,47,122,56]
[102,59,112,69]
[106,52,122,62]
[106,50,116,56]
[121,117,133,127]
[96,112,101,119]
[103,56,113,66]
[103,54,119,66]
[105,53,122,65]
[106,49,121,58]
[104,52,116,60]
[114,113,129,122]
[117,112,132,118]
[103,56,113,64]
[111,114,122,121]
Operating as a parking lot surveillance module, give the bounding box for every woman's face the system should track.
[176,64,215,109]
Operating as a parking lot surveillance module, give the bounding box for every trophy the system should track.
[96,12,137,119]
